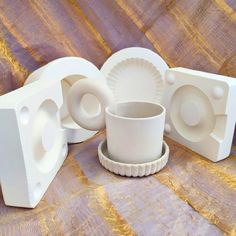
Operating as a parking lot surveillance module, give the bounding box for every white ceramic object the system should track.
[24,57,105,143]
[98,139,169,177]
[0,79,68,208]
[162,67,236,162]
[68,79,166,164]
[67,78,114,131]
[101,47,168,103]
[105,101,166,164]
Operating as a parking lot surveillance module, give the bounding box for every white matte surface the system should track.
[24,57,105,143]
[101,47,168,103]
[162,67,236,162]
[105,101,166,164]
[0,79,68,208]
[98,139,169,177]
[67,78,115,131]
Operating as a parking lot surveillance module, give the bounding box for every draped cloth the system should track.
[0,1,235,235]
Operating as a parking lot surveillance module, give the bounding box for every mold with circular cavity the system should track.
[60,75,101,130]
[41,119,58,152]
[32,99,61,173]
[24,57,105,144]
[170,85,215,142]
[180,101,202,126]
[81,93,101,117]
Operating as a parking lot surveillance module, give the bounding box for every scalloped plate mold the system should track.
[101,47,169,103]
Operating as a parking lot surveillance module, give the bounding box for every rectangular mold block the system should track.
[163,67,236,162]
[0,79,68,208]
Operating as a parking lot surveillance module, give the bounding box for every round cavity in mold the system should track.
[20,106,30,125]
[60,75,101,129]
[170,85,215,142]
[180,101,202,126]
[213,86,224,99]
[81,94,101,117]
[41,119,58,152]
[32,99,61,173]
[33,182,42,202]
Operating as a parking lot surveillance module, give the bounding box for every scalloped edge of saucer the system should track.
[98,139,169,177]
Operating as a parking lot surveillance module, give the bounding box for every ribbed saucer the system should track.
[98,139,169,177]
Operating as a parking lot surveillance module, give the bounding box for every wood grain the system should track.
[0,1,236,235]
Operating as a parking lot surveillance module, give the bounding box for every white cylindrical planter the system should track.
[105,101,166,164]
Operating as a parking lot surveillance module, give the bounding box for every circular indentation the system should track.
[212,86,224,99]
[164,123,171,134]
[170,85,215,142]
[61,143,67,157]
[41,120,59,152]
[166,73,175,84]
[60,76,100,136]
[33,182,42,201]
[67,79,114,131]
[81,94,101,116]
[32,100,62,173]
[180,101,202,126]
[20,106,30,125]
